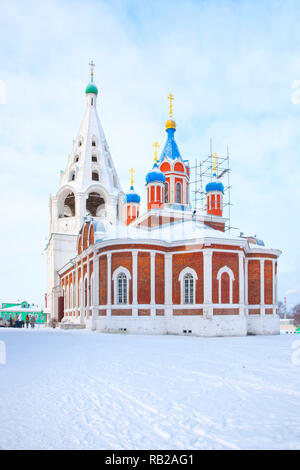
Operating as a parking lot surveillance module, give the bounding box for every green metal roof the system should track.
[85,83,98,95]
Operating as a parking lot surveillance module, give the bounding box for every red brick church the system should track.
[47,68,281,336]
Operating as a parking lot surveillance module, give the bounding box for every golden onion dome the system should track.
[165,119,176,130]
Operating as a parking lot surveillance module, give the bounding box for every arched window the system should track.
[74,155,79,163]
[117,273,127,304]
[69,171,75,182]
[63,192,75,217]
[92,140,96,147]
[92,155,97,162]
[176,182,182,203]
[113,266,131,305]
[179,268,198,304]
[164,182,169,203]
[92,171,99,181]
[217,266,235,304]
[184,274,194,304]
[86,192,105,217]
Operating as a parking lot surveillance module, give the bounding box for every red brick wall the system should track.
[172,252,203,304]
[155,253,165,304]
[112,309,132,316]
[264,260,273,305]
[212,252,239,304]
[138,309,151,316]
[99,255,107,305]
[248,260,260,305]
[213,308,239,315]
[173,309,203,315]
[156,309,164,316]
[111,252,132,304]
[138,252,150,304]
[221,272,230,303]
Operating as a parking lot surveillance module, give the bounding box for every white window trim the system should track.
[178,267,198,305]
[112,266,131,305]
[217,266,235,304]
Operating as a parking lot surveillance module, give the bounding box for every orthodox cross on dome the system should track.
[129,167,135,186]
[89,60,95,82]
[168,93,174,118]
[213,152,218,176]
[153,141,160,163]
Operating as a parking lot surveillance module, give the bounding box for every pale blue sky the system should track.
[0,0,300,309]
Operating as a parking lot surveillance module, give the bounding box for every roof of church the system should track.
[88,216,280,255]
[146,163,166,184]
[85,82,98,95]
[206,179,224,193]
[124,186,141,204]
[93,218,243,245]
[159,128,182,162]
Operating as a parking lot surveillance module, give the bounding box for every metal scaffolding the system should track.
[189,144,233,232]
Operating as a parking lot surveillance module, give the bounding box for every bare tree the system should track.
[291,304,300,327]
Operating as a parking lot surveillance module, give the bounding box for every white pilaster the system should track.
[87,255,90,318]
[80,259,84,324]
[164,253,173,317]
[203,249,213,319]
[107,253,112,317]
[272,259,276,315]
[92,254,99,330]
[260,259,265,315]
[239,252,245,316]
[75,263,79,319]
[132,250,138,317]
[150,252,156,316]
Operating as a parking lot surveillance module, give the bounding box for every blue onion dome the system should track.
[146,163,166,184]
[206,176,224,193]
[124,186,141,204]
[85,82,98,95]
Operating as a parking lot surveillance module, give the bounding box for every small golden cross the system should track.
[152,141,160,163]
[129,167,135,186]
[168,93,174,118]
[213,152,217,174]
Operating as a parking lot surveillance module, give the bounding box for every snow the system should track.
[0,329,299,450]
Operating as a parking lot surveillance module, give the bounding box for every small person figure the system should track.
[9,315,13,328]
[25,314,30,328]
[30,315,36,329]
[18,313,24,328]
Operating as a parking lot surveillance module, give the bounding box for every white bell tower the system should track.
[46,62,124,319]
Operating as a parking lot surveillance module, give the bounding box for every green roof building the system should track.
[0,301,46,324]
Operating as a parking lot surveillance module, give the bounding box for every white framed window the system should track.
[176,182,182,203]
[184,273,194,304]
[217,266,235,304]
[179,267,198,305]
[118,273,127,304]
[164,182,169,203]
[112,266,131,305]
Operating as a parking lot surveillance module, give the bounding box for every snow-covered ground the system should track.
[0,328,299,450]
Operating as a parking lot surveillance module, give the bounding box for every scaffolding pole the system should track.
[189,148,232,231]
